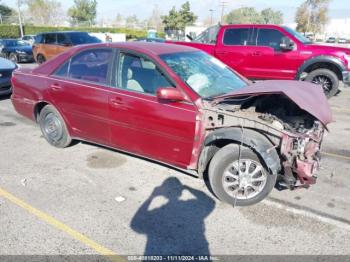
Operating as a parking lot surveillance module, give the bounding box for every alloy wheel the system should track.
[312,75,332,95]
[222,159,267,200]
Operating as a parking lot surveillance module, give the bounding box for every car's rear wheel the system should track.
[305,68,339,98]
[38,105,72,148]
[37,54,46,64]
[208,144,277,206]
[9,53,18,63]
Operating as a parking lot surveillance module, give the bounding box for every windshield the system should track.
[160,51,247,98]
[4,40,29,47]
[69,33,102,45]
[282,26,312,44]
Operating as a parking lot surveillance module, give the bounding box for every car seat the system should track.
[127,68,144,92]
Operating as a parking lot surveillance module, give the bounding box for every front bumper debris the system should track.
[343,70,350,86]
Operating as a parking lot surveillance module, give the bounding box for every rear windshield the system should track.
[68,33,101,45]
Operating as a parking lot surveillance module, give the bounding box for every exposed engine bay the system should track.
[203,94,325,190]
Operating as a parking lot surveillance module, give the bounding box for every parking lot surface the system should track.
[0,63,350,256]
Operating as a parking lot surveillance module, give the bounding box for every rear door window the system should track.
[56,49,113,84]
[223,28,255,46]
[257,29,285,50]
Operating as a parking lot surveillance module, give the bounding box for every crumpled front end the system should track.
[279,121,324,188]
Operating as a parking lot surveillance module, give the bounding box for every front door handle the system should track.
[252,51,262,56]
[50,83,62,91]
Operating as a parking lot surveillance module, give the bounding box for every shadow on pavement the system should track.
[130,177,215,256]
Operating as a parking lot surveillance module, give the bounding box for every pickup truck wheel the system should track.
[38,105,72,148]
[305,68,339,98]
[208,144,277,206]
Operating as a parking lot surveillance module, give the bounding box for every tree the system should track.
[26,0,62,26]
[260,8,283,24]
[178,2,197,30]
[295,2,309,33]
[147,5,163,31]
[225,7,263,24]
[225,7,284,25]
[0,4,15,17]
[125,15,139,28]
[162,1,197,31]
[0,3,17,23]
[68,0,97,26]
[295,0,330,34]
[114,13,124,27]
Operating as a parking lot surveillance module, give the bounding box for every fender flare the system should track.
[295,55,346,80]
[198,127,282,177]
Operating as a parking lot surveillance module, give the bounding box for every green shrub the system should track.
[0,24,21,38]
[0,24,163,40]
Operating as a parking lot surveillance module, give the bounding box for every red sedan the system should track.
[11,42,331,206]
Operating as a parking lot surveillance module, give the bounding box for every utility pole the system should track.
[220,1,228,24]
[209,9,215,25]
[17,0,24,37]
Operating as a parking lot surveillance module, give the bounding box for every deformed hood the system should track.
[215,80,333,126]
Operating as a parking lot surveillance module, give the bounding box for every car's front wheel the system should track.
[208,144,277,206]
[305,68,339,98]
[38,105,72,148]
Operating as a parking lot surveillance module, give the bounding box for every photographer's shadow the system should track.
[130,177,215,256]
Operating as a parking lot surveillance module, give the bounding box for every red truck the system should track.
[170,24,350,97]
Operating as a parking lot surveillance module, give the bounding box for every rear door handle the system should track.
[50,83,62,90]
[252,51,262,56]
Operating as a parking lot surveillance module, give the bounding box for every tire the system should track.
[9,53,18,63]
[37,54,46,64]
[38,105,72,148]
[305,68,339,98]
[208,144,277,206]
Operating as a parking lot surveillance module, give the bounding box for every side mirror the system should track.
[157,88,186,102]
[280,37,294,51]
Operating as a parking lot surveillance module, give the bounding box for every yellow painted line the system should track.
[0,186,124,262]
[322,151,350,161]
[331,107,350,113]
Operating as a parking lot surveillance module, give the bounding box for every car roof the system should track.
[75,42,198,56]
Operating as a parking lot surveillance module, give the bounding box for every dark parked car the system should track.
[11,42,331,206]
[0,57,17,95]
[0,39,34,63]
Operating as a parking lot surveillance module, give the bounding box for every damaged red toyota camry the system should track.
[11,42,332,206]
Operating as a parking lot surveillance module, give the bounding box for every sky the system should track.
[3,0,350,24]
